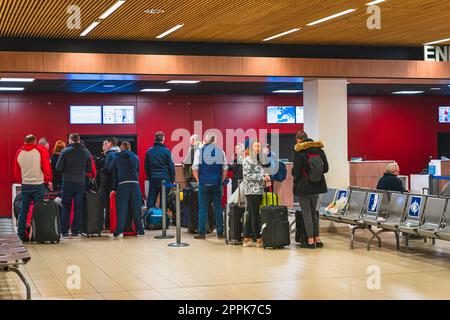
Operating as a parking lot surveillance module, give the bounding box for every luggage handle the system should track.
[264,183,279,206]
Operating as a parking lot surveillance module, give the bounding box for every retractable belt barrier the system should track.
[154,180,175,240]
[432,176,450,181]
[168,183,190,248]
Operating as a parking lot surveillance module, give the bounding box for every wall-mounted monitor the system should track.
[103,105,135,124]
[296,106,304,124]
[439,106,450,123]
[267,106,296,124]
[70,106,102,124]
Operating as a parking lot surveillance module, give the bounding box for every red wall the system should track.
[2,93,450,217]
[0,93,303,217]
[348,96,450,176]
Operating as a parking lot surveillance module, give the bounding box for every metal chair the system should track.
[436,201,450,241]
[417,197,447,244]
[322,189,349,222]
[361,191,389,250]
[337,190,368,249]
[398,195,427,246]
[317,188,337,217]
[377,193,409,250]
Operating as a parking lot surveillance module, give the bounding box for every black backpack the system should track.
[303,152,324,182]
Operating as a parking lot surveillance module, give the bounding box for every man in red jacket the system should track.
[14,134,53,241]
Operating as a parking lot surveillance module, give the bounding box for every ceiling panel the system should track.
[0,0,449,46]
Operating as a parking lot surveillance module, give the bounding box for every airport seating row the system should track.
[0,217,31,300]
[317,187,450,250]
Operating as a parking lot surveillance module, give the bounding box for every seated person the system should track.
[441,182,450,198]
[376,162,406,193]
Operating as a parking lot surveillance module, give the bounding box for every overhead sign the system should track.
[424,45,450,62]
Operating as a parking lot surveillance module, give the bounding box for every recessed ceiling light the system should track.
[156,24,184,39]
[144,9,165,14]
[366,0,386,5]
[262,28,301,42]
[140,88,171,92]
[103,85,116,88]
[99,0,126,20]
[392,91,424,95]
[424,37,450,46]
[272,90,303,94]
[0,78,34,82]
[80,21,100,37]
[0,87,24,91]
[307,9,356,26]
[167,80,200,84]
[430,88,442,90]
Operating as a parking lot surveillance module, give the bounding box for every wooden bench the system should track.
[0,218,31,300]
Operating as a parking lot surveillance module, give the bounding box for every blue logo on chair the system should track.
[408,197,422,218]
[367,193,379,214]
[337,190,348,200]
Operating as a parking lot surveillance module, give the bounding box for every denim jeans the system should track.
[198,184,223,236]
[61,181,85,235]
[18,184,45,240]
[147,178,169,209]
[115,182,145,236]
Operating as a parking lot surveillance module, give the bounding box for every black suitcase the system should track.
[183,187,215,234]
[225,204,244,245]
[31,199,61,244]
[82,191,103,237]
[260,189,290,249]
[295,210,308,244]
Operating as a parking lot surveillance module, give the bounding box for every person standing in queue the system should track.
[14,134,53,241]
[100,137,120,229]
[110,141,145,239]
[292,131,329,249]
[229,143,245,193]
[242,140,270,248]
[50,140,66,192]
[192,132,227,240]
[145,131,175,209]
[56,133,92,238]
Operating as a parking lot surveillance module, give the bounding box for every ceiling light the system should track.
[424,38,450,46]
[307,9,356,26]
[0,78,34,82]
[392,91,424,95]
[140,88,171,92]
[431,88,442,90]
[167,80,200,84]
[0,87,24,91]
[144,9,165,14]
[262,28,301,42]
[366,0,386,5]
[103,85,116,88]
[99,0,126,20]
[80,21,100,37]
[156,24,184,39]
[272,90,303,94]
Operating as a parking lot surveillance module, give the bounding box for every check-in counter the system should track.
[349,160,395,189]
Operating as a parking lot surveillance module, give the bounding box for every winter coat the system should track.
[242,156,265,195]
[144,143,175,181]
[291,139,329,197]
[376,173,406,193]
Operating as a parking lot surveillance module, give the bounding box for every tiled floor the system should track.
[2,228,450,300]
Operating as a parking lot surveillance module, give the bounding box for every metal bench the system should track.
[377,192,409,250]
[398,195,427,247]
[336,190,367,249]
[436,201,450,241]
[360,190,390,250]
[322,188,349,222]
[0,218,32,300]
[417,197,447,244]
[317,188,337,217]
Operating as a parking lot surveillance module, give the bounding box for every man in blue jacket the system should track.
[110,141,145,238]
[56,133,92,238]
[144,131,175,209]
[100,137,120,229]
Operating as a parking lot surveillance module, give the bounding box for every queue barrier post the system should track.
[154,180,175,240]
[168,183,190,248]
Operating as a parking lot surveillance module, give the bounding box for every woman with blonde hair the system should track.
[51,140,66,191]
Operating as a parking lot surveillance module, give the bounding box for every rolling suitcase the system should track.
[82,190,103,237]
[183,187,215,234]
[295,210,308,244]
[109,191,137,236]
[225,204,244,245]
[31,199,61,244]
[260,186,290,249]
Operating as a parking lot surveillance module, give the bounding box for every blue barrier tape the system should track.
[432,176,450,181]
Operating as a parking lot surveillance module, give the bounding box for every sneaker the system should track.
[61,234,69,239]
[194,234,206,240]
[300,242,316,249]
[137,232,145,238]
[255,239,264,248]
[243,239,255,247]
[71,234,80,238]
[81,233,88,237]
[108,233,123,239]
[315,241,324,248]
